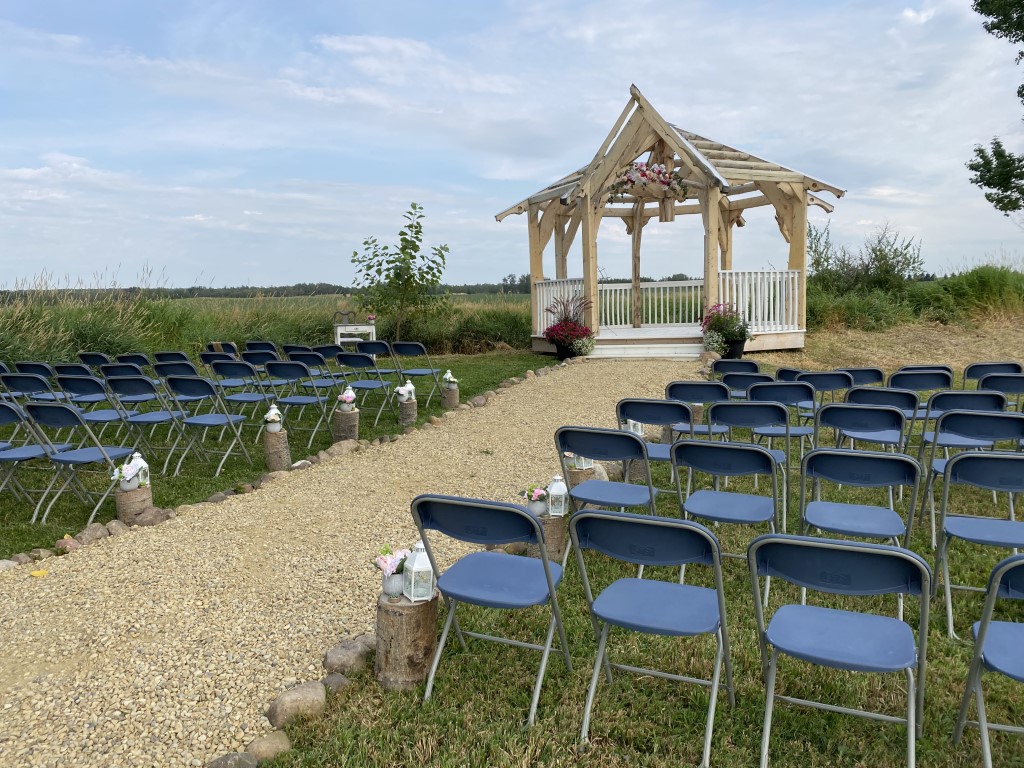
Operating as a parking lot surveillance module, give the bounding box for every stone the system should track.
[428,416,442,426]
[264,471,290,483]
[457,404,471,411]
[498,381,512,389]
[207,492,228,504]
[54,538,82,554]
[10,553,32,565]
[502,542,528,556]
[594,461,617,482]
[29,548,54,560]
[323,639,371,674]
[134,508,171,527]
[525,370,536,378]
[235,484,254,494]
[75,522,110,546]
[698,350,721,364]
[265,681,326,728]
[358,439,371,447]
[326,440,358,458]
[206,753,258,768]
[316,450,331,463]
[469,396,487,408]
[222,489,236,497]
[403,426,415,434]
[245,731,291,762]
[0,559,18,571]
[379,434,391,444]
[535,367,549,377]
[322,673,351,693]
[290,460,312,471]
[483,390,497,398]
[105,520,130,536]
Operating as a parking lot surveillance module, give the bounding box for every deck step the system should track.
[587,343,704,360]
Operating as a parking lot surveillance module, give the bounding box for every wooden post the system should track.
[554,215,568,280]
[263,429,292,472]
[580,196,600,331]
[441,385,459,410]
[398,399,417,427]
[331,408,359,442]
[631,203,643,328]
[702,186,722,312]
[787,186,808,331]
[528,202,544,335]
[375,593,438,691]
[116,486,153,526]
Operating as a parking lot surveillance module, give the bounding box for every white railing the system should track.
[717,269,799,333]
[534,271,799,335]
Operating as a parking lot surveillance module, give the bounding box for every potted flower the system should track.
[700,302,751,359]
[111,452,150,492]
[366,314,376,324]
[263,403,283,432]
[543,296,595,360]
[442,370,458,390]
[338,386,357,412]
[522,485,548,517]
[374,545,412,601]
[607,161,688,201]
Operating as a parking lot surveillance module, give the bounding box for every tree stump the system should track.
[264,429,292,472]
[375,592,438,691]
[527,514,568,563]
[441,386,459,410]
[116,486,153,526]
[398,399,417,427]
[567,467,595,512]
[331,408,359,442]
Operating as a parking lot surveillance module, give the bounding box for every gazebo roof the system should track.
[497,85,843,223]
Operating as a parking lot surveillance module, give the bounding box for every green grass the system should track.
[0,351,547,559]
[263,418,1024,767]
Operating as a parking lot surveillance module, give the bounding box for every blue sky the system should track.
[2,0,1023,287]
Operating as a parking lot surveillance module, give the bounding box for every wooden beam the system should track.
[582,110,650,200]
[712,160,786,172]
[554,215,568,279]
[727,195,773,211]
[629,85,719,185]
[758,182,794,243]
[537,200,561,254]
[720,169,807,183]
[701,186,721,312]
[631,203,644,328]
[788,185,808,331]
[527,203,544,333]
[580,196,600,331]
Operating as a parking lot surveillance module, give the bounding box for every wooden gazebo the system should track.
[496,85,844,357]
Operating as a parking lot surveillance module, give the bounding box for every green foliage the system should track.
[702,329,726,354]
[352,203,450,340]
[700,303,751,341]
[807,285,913,331]
[808,223,923,296]
[908,264,1024,322]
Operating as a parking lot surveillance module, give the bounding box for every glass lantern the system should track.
[403,540,435,602]
[547,475,569,517]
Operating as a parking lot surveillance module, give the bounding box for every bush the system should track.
[806,285,913,331]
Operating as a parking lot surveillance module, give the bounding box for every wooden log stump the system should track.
[441,386,459,410]
[375,592,438,691]
[263,429,292,472]
[115,486,153,526]
[398,399,417,427]
[331,408,359,442]
[527,514,568,563]
[567,467,595,512]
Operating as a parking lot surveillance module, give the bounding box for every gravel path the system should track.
[0,359,697,767]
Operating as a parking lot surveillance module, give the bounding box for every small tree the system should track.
[351,203,449,340]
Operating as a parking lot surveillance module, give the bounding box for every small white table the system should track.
[334,323,377,346]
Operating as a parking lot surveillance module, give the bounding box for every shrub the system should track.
[700,303,750,341]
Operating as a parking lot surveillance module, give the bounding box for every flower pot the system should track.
[339,402,354,412]
[265,421,282,433]
[119,476,140,492]
[382,573,404,601]
[554,342,575,361]
[723,339,747,359]
[527,500,547,517]
[445,382,458,390]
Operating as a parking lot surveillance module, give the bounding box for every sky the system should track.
[2,0,1023,288]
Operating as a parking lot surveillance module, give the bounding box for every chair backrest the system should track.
[165,375,218,401]
[356,340,393,357]
[570,509,721,568]
[105,375,160,398]
[555,426,648,463]
[245,341,278,353]
[117,353,152,368]
[78,352,112,367]
[978,372,1024,398]
[0,400,28,428]
[965,361,1023,384]
[887,369,953,392]
[711,359,759,377]
[847,385,919,411]
[25,400,87,430]
[199,351,235,366]
[942,451,1024,494]
[154,361,200,378]
[392,341,430,357]
[100,363,144,379]
[747,381,815,408]
[212,360,260,380]
[899,363,954,377]
[336,352,381,372]
[972,555,1024,665]
[671,439,776,478]
[925,389,1006,416]
[281,344,312,355]
[837,367,885,386]
[312,344,344,359]
[1,372,53,396]
[932,409,1024,445]
[411,494,542,548]
[615,398,692,429]
[815,402,906,437]
[287,351,328,368]
[154,351,191,363]
[721,372,774,393]
[707,400,788,430]
[775,367,805,382]
[802,448,920,489]
[206,341,239,356]
[15,361,54,378]
[264,360,312,383]
[55,375,108,399]
[53,363,93,377]
[665,380,730,405]
[797,370,854,396]
[242,350,279,366]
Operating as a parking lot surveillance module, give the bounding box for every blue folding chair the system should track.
[888,370,954,425]
[614,398,693,475]
[953,554,1024,767]
[210,360,273,421]
[206,341,239,357]
[0,401,70,507]
[815,402,907,452]
[263,361,333,448]
[935,450,1024,638]
[721,372,774,400]
[105,376,187,473]
[392,341,443,407]
[748,381,816,459]
[25,401,135,525]
[555,427,658,516]
[15,361,57,379]
[748,534,931,768]
[78,351,112,370]
[245,340,279,354]
[711,359,759,378]
[55,375,134,437]
[569,510,733,765]
[796,370,854,421]
[774,367,805,382]
[665,380,731,439]
[355,340,399,376]
[53,363,95,378]
[978,372,1024,412]
[1,372,70,403]
[838,366,885,386]
[117,352,154,370]
[164,376,252,476]
[964,361,1022,390]
[154,351,191,363]
[800,448,921,546]
[336,352,396,428]
[847,385,921,438]
[410,494,572,727]
[899,363,955,377]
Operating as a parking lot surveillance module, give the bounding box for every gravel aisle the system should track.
[0,359,697,767]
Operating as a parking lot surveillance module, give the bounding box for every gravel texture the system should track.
[0,358,697,767]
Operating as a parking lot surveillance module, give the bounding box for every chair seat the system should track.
[215,377,248,389]
[183,413,246,428]
[0,443,72,462]
[83,409,133,424]
[804,501,906,539]
[754,425,813,439]
[438,551,561,609]
[901,407,929,420]
[645,442,670,462]
[974,620,1024,683]
[301,378,337,390]
[67,393,108,405]
[922,431,993,449]
[51,445,134,466]
[592,578,721,636]
[224,393,271,405]
[400,368,440,377]
[766,603,916,673]
[840,428,903,446]
[944,516,1024,548]
[685,489,774,524]
[570,479,656,508]
[278,395,327,406]
[128,411,186,425]
[348,380,388,391]
[679,422,729,437]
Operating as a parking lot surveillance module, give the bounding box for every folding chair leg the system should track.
[938,537,960,639]
[580,622,610,743]
[906,667,916,768]
[526,612,560,727]
[423,599,458,703]
[701,635,726,768]
[975,673,993,768]
[759,648,780,768]
[86,481,118,526]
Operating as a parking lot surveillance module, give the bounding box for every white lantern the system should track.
[547,475,569,517]
[403,540,435,602]
[574,454,594,470]
[626,419,645,437]
[405,378,416,402]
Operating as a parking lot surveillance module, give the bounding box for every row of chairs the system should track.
[412,492,1024,768]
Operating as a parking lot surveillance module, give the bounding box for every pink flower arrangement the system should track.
[366,314,376,322]
[523,484,548,503]
[373,545,411,577]
[608,161,688,199]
